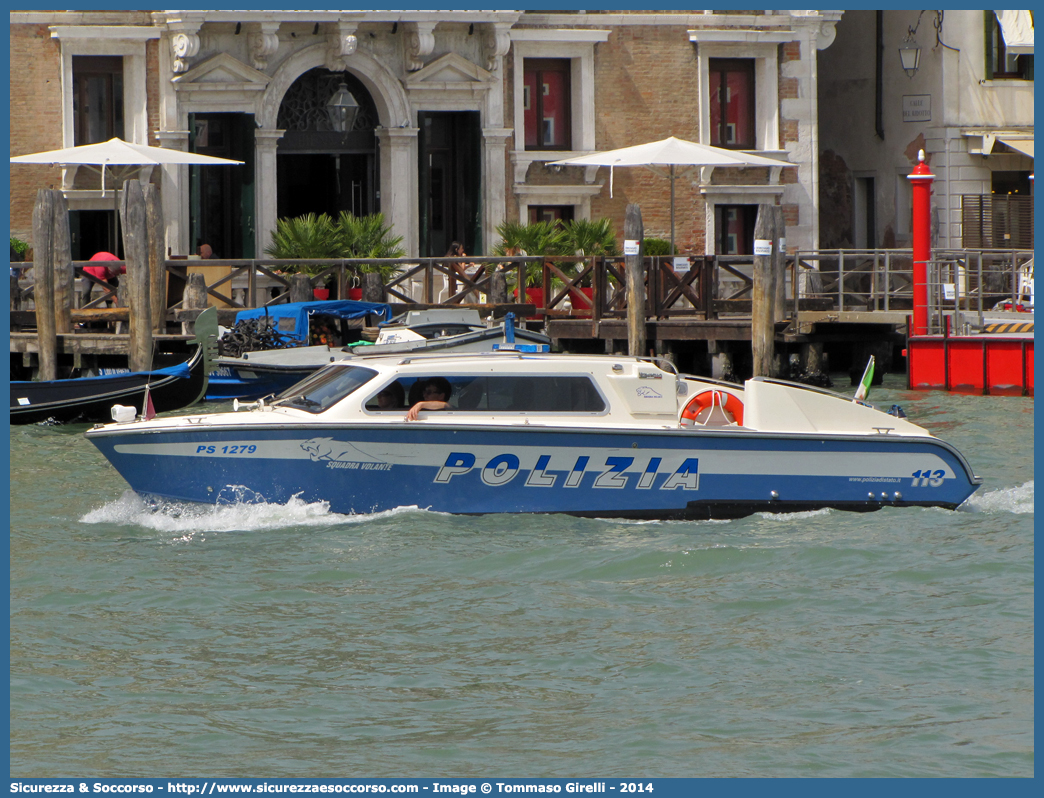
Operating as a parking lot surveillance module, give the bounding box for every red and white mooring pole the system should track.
[908,149,935,336]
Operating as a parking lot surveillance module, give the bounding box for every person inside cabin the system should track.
[80,251,125,308]
[198,243,214,259]
[374,381,406,410]
[405,376,453,421]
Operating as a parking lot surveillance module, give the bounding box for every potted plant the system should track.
[335,211,406,295]
[10,236,29,262]
[266,213,342,297]
[491,220,565,307]
[557,218,619,316]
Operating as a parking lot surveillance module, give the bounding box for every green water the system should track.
[9,377,1034,777]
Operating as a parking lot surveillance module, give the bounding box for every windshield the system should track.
[272,364,378,414]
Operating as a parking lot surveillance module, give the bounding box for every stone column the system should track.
[377,126,419,257]
[482,128,512,255]
[155,130,190,257]
[254,128,286,259]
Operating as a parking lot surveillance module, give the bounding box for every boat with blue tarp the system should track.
[207,306,550,401]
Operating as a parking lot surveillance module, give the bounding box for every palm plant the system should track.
[491,220,565,288]
[335,211,405,280]
[556,218,619,288]
[264,213,340,276]
[559,218,619,257]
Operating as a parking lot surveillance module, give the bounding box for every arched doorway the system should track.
[276,69,379,220]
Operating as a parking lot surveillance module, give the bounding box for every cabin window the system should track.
[275,364,377,413]
[370,374,606,413]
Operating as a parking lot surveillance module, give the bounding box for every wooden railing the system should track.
[17,249,1023,325]
[7,254,776,322]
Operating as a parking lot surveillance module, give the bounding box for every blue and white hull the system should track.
[87,398,979,520]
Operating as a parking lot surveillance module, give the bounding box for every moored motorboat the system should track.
[363,308,551,355]
[206,299,392,401]
[85,351,981,519]
[11,308,216,425]
[207,307,550,401]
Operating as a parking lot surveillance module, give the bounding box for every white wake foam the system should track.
[80,490,422,534]
[961,481,1034,514]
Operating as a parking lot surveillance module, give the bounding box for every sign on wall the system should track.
[902,95,931,123]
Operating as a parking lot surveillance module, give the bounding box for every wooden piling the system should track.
[289,274,312,304]
[624,203,645,357]
[32,189,57,380]
[143,183,167,334]
[751,204,776,377]
[489,272,507,305]
[181,272,208,336]
[51,190,73,334]
[771,205,786,322]
[119,179,153,372]
[362,272,385,303]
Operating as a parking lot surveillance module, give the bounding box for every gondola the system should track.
[11,308,216,425]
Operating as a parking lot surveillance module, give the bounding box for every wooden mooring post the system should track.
[52,191,74,335]
[143,183,167,334]
[362,272,385,303]
[290,274,312,304]
[772,204,786,323]
[119,179,153,372]
[751,203,776,377]
[31,189,58,380]
[624,203,645,357]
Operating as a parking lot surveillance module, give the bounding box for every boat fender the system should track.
[680,390,744,426]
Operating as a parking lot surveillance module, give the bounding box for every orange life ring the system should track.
[681,390,744,426]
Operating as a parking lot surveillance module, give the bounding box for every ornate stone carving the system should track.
[482,23,512,73]
[249,22,280,71]
[405,21,436,72]
[170,31,200,74]
[325,24,358,72]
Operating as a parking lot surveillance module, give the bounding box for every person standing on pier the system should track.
[80,250,125,308]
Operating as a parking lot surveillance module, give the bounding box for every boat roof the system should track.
[381,308,485,327]
[235,300,392,341]
[341,349,675,373]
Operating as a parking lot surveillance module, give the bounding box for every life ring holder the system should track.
[680,389,744,427]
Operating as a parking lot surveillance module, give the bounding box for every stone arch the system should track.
[259,43,410,130]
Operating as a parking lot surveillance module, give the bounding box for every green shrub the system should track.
[642,237,672,257]
[10,237,29,262]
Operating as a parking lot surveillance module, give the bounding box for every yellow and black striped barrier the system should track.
[983,322,1034,334]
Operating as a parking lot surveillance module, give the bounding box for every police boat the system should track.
[85,351,981,519]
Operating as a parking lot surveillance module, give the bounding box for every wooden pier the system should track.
[11,240,1032,385]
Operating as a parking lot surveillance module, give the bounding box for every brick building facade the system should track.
[10,10,841,261]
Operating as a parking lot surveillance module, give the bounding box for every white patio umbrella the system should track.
[11,136,243,195]
[550,136,790,253]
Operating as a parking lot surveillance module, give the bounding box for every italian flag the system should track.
[854,356,875,402]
